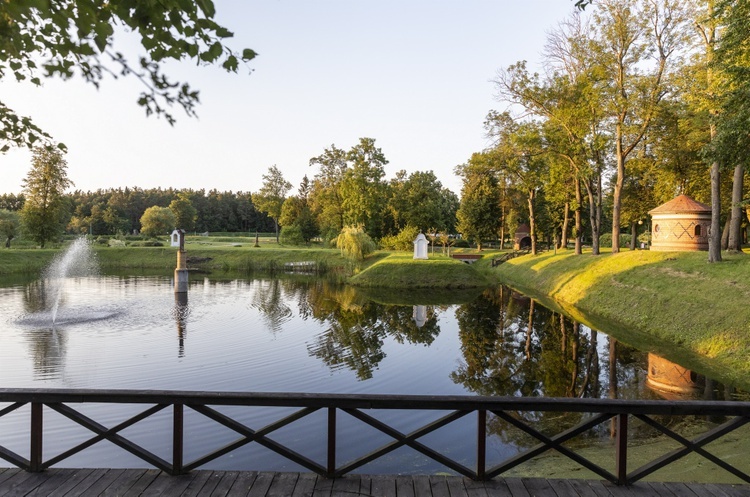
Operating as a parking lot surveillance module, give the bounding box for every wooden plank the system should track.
[412,475,434,497]
[137,470,181,497]
[0,469,21,485]
[565,478,607,497]
[226,471,258,497]
[522,478,557,497]
[0,468,35,494]
[370,474,396,497]
[75,468,126,496]
[503,478,531,497]
[396,475,416,497]
[445,476,468,497]
[2,469,55,497]
[331,475,361,497]
[268,472,300,497]
[291,473,318,497]
[544,478,582,497]
[44,469,98,497]
[121,469,161,497]
[311,474,334,497]
[99,469,149,497]
[62,468,111,497]
[358,475,371,496]
[708,484,750,497]
[209,470,239,497]
[584,479,615,497]
[481,478,512,497]
[427,475,451,497]
[669,481,712,497]
[247,471,276,497]
[178,470,217,497]
[464,478,489,497]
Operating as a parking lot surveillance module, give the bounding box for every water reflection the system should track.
[173,292,189,358]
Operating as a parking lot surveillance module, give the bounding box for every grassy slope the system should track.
[495,248,750,388]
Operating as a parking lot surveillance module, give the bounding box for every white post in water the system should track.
[173,229,188,293]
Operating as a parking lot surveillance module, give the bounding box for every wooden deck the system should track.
[1,469,749,497]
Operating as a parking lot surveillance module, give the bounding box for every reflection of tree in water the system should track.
[248,279,293,334]
[25,329,67,380]
[450,286,655,448]
[299,281,444,379]
[22,279,55,314]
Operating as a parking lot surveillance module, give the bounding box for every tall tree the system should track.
[253,165,292,242]
[0,0,256,151]
[169,192,197,231]
[455,153,503,250]
[19,147,73,247]
[309,145,348,242]
[339,138,389,239]
[593,0,690,253]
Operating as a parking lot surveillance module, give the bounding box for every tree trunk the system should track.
[721,216,731,250]
[528,189,537,256]
[575,179,583,255]
[611,129,625,254]
[728,164,744,253]
[629,221,638,251]
[561,201,570,249]
[274,219,279,243]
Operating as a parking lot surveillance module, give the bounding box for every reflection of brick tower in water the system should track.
[648,195,711,252]
[645,353,703,400]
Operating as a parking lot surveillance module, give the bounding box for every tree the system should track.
[309,145,348,242]
[335,225,377,261]
[19,147,73,247]
[253,165,292,243]
[0,1,256,151]
[169,193,197,231]
[455,153,503,250]
[388,170,457,232]
[139,206,176,237]
[0,209,20,248]
[339,138,389,239]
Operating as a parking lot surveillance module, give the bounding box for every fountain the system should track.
[43,237,100,325]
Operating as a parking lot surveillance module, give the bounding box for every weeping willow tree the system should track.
[335,225,376,261]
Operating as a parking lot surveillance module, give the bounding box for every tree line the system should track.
[453,0,750,261]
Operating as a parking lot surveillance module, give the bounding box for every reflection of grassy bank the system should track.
[495,249,750,389]
[361,286,485,306]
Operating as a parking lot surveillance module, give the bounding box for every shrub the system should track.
[129,240,164,247]
[334,225,376,260]
[379,225,421,251]
[453,239,470,248]
[599,233,631,248]
[280,225,305,245]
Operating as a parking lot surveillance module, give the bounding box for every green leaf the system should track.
[242,48,258,61]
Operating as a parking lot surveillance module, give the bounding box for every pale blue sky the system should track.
[0,1,579,197]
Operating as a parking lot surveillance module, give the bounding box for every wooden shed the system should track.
[648,195,711,252]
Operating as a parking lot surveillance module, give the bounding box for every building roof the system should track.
[649,195,711,214]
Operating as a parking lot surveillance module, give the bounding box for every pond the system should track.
[0,268,746,477]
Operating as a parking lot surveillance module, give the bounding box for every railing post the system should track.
[30,402,43,472]
[616,413,628,485]
[173,403,184,475]
[477,409,486,479]
[327,407,336,478]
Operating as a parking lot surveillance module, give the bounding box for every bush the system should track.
[334,225,376,260]
[280,225,305,246]
[599,233,631,248]
[129,240,164,247]
[453,239,470,248]
[379,225,421,251]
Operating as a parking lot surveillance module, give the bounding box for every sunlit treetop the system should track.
[0,0,256,152]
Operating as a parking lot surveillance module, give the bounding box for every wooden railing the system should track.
[1,389,749,485]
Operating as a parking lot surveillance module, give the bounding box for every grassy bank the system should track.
[495,248,750,388]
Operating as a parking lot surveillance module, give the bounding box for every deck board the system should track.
[0,470,749,496]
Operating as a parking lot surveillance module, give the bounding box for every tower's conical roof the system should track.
[649,195,711,214]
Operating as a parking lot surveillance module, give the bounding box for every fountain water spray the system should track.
[44,237,99,324]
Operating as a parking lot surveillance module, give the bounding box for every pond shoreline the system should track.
[494,248,750,391]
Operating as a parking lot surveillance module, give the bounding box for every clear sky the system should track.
[0,1,579,197]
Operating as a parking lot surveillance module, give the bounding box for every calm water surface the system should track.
[0,273,743,474]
